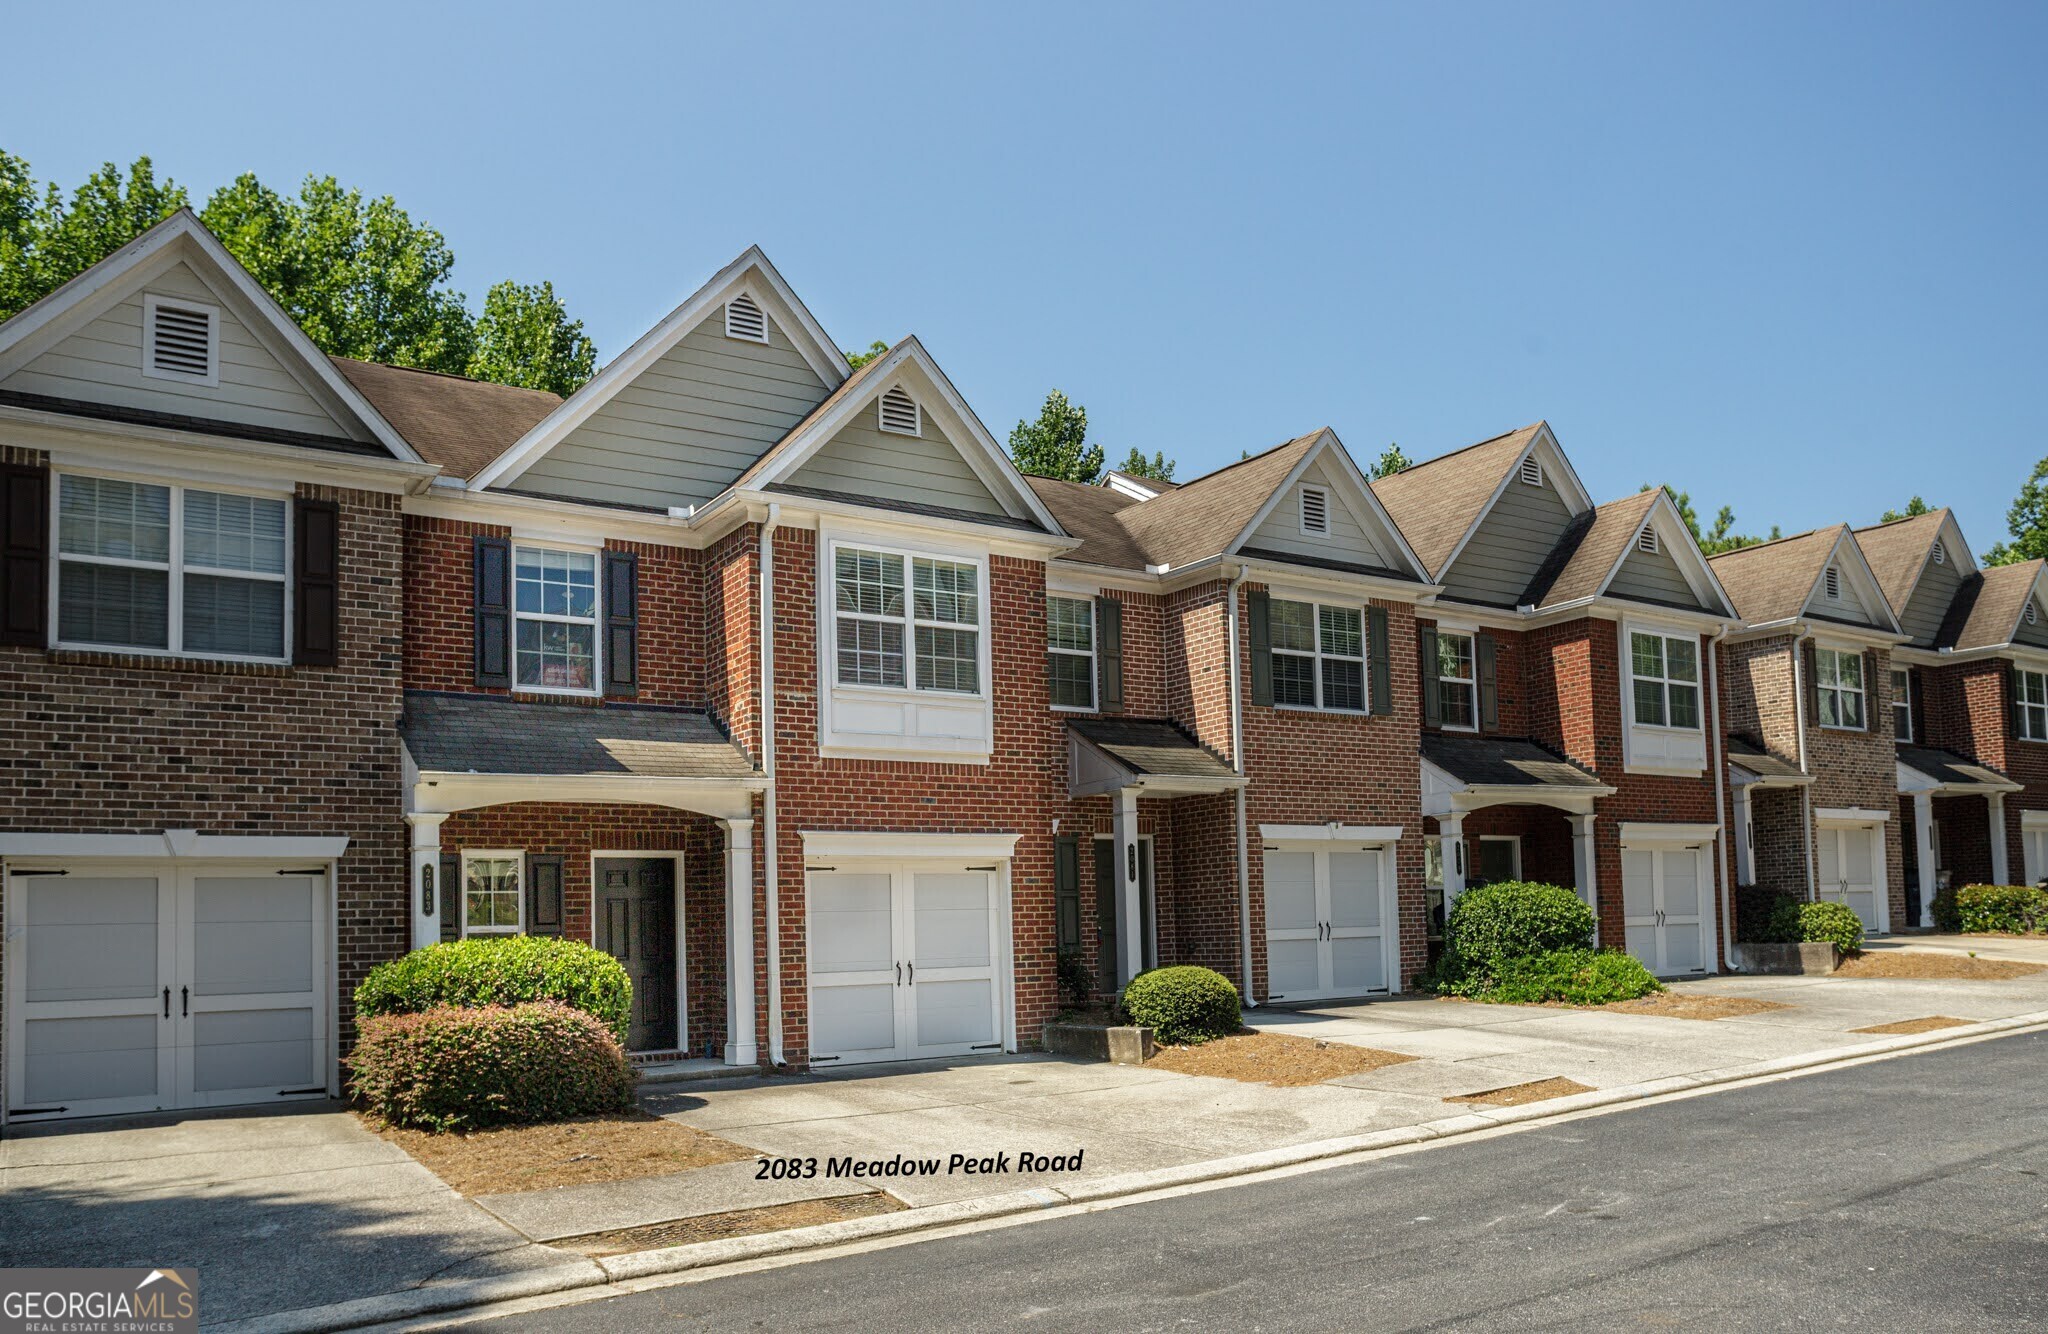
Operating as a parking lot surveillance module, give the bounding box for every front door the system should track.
[1263,845,1393,1002]
[1621,843,1711,977]
[2023,823,2048,888]
[1817,824,1884,933]
[1093,838,1155,990]
[1471,837,1519,888]
[595,858,678,1052]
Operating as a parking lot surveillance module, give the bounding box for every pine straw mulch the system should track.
[1447,1076,1595,1107]
[366,1110,756,1197]
[554,1193,905,1257]
[1833,951,2047,981]
[1851,1016,1975,1035]
[1144,1030,1415,1086]
[1595,993,1793,1021]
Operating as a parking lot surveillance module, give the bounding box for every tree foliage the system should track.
[467,281,596,396]
[1880,496,1934,524]
[1371,444,1413,478]
[845,340,889,370]
[1986,458,2048,565]
[0,154,188,318]
[1117,447,1176,482]
[1643,484,1779,555]
[1009,390,1105,484]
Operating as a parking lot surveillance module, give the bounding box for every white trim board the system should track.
[0,831,350,860]
[1258,824,1405,844]
[800,831,1022,861]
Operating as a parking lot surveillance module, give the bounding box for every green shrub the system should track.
[1120,965,1241,1045]
[349,1001,635,1132]
[1480,949,1665,1006]
[1736,887,1799,943]
[1052,947,1098,1010]
[1769,899,1864,955]
[1439,881,1595,986]
[1931,883,1962,933]
[354,936,631,1045]
[1956,884,2048,935]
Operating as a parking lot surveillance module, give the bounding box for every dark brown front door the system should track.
[596,858,678,1052]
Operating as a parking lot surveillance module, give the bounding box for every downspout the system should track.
[1225,563,1256,1007]
[1791,631,1815,901]
[1708,625,1741,972]
[759,504,785,1066]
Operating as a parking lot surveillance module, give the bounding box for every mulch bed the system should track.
[1834,952,2046,981]
[366,1111,755,1197]
[1597,994,1792,1021]
[1447,1077,1594,1107]
[1851,1016,1974,1035]
[555,1193,905,1257]
[1145,1030,1415,1086]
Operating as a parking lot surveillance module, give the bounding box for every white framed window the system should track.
[878,387,921,436]
[1434,629,1477,729]
[1815,646,1865,730]
[1518,456,1543,487]
[461,851,523,935]
[1270,597,1365,712]
[1638,526,1659,555]
[831,542,982,696]
[142,292,219,385]
[1629,630,1700,729]
[1891,667,1913,743]
[55,473,289,662]
[1298,485,1330,538]
[2018,668,2048,742]
[724,292,767,343]
[513,545,599,693]
[1047,594,1095,710]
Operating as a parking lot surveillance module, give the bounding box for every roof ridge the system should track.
[1705,523,1837,562]
[337,355,563,398]
[1384,421,1543,479]
[1165,429,1322,491]
[1852,506,1950,535]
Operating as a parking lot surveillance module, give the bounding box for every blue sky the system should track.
[6,2,2043,550]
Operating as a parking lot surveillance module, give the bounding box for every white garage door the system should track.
[1621,843,1712,978]
[6,864,331,1121]
[1817,823,1886,933]
[1264,845,1394,1003]
[807,864,1005,1066]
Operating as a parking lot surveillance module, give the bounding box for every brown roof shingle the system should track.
[1853,509,1949,615]
[1025,476,1149,569]
[1706,526,1842,624]
[1372,423,1544,579]
[1067,717,1240,784]
[1940,560,2046,650]
[1524,489,1662,609]
[333,357,561,481]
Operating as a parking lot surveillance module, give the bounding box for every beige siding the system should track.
[1439,469,1574,606]
[1244,457,1391,568]
[786,398,1003,515]
[513,310,831,509]
[1898,551,1963,646]
[2016,595,2048,649]
[2,262,363,440]
[1609,540,1710,610]
[1802,566,1889,630]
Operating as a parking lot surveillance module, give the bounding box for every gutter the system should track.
[1224,562,1256,1008]
[1708,624,1742,972]
[1791,632,1815,901]
[759,503,785,1067]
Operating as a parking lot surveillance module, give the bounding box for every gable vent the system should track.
[1519,456,1543,487]
[143,295,217,384]
[1932,539,1947,566]
[1824,565,1842,600]
[1299,486,1330,537]
[725,293,768,343]
[878,387,920,436]
[1638,526,1659,555]
[2029,602,2039,626]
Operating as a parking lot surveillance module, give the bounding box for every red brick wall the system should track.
[1923,656,2048,883]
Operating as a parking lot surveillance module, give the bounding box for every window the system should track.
[57,474,287,660]
[724,292,767,342]
[1299,486,1330,537]
[1931,540,1947,566]
[1638,526,1659,555]
[1270,597,1364,711]
[1047,595,1095,710]
[878,387,920,436]
[2018,668,2048,742]
[513,546,599,692]
[1891,667,1913,742]
[1629,631,1701,729]
[1815,646,1865,729]
[1824,566,1842,601]
[462,852,522,935]
[143,293,218,384]
[832,544,981,695]
[1434,630,1477,729]
[1519,456,1543,487]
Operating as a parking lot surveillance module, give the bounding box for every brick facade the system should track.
[1921,656,2048,886]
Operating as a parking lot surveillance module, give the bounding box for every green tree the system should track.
[1372,443,1413,478]
[1008,390,1105,484]
[1643,484,1778,555]
[0,155,188,319]
[1116,447,1175,482]
[1880,496,1934,524]
[465,280,596,395]
[1986,459,2048,565]
[845,340,889,369]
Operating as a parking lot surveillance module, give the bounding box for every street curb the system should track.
[232,1008,2048,1331]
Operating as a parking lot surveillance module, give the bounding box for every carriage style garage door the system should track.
[1263,842,1396,1003]
[1621,840,1713,978]
[806,863,1005,1066]
[1816,821,1887,934]
[6,863,331,1122]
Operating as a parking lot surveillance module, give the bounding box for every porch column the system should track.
[720,817,758,1066]
[1912,793,1938,929]
[1438,813,1466,905]
[1569,813,1599,943]
[1112,788,1143,987]
[1732,786,1756,886]
[405,812,447,952]
[1989,793,2010,886]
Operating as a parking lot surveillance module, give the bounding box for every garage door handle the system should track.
[163,987,170,1019]
[907,963,914,986]
[895,963,902,987]
[181,986,189,1018]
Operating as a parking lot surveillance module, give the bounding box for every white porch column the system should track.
[720,817,758,1066]
[405,812,448,952]
[1438,813,1467,905]
[1989,793,2010,886]
[1113,788,1143,987]
[1569,813,1599,942]
[1912,793,1938,928]
[1732,786,1756,887]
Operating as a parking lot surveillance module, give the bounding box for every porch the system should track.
[1898,746,2020,926]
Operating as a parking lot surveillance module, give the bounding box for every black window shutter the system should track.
[1247,589,1272,707]
[473,535,511,688]
[2013,661,2024,739]
[438,853,461,943]
[1803,642,1820,726]
[1420,626,1442,727]
[292,498,339,667]
[1862,650,1877,730]
[1477,633,1499,731]
[1367,605,1391,715]
[1909,666,1925,744]
[604,549,639,697]
[0,461,49,648]
[527,855,564,937]
[1096,595,1123,714]
[1055,835,1081,952]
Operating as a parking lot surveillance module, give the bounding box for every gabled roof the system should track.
[1707,525,1901,633]
[1726,736,1809,783]
[1025,475,1149,569]
[1372,421,1591,580]
[1520,488,1735,616]
[1853,508,1972,616]
[1896,745,2018,794]
[334,358,560,480]
[1939,559,2048,651]
[1067,718,1240,784]
[0,209,420,464]
[1420,733,1607,791]
[400,691,757,779]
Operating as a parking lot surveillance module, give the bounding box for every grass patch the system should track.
[1851,1016,1974,1035]
[1598,993,1792,1021]
[556,1193,904,1257]
[1447,1076,1594,1107]
[1145,1031,1414,1086]
[367,1110,754,1196]
[1835,951,2046,981]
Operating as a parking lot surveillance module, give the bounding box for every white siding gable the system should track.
[1245,456,1394,569]
[1439,463,1576,606]
[787,391,1004,516]
[1802,556,1889,629]
[1609,539,1712,611]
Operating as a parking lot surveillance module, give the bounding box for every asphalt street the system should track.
[471,1030,2048,1331]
